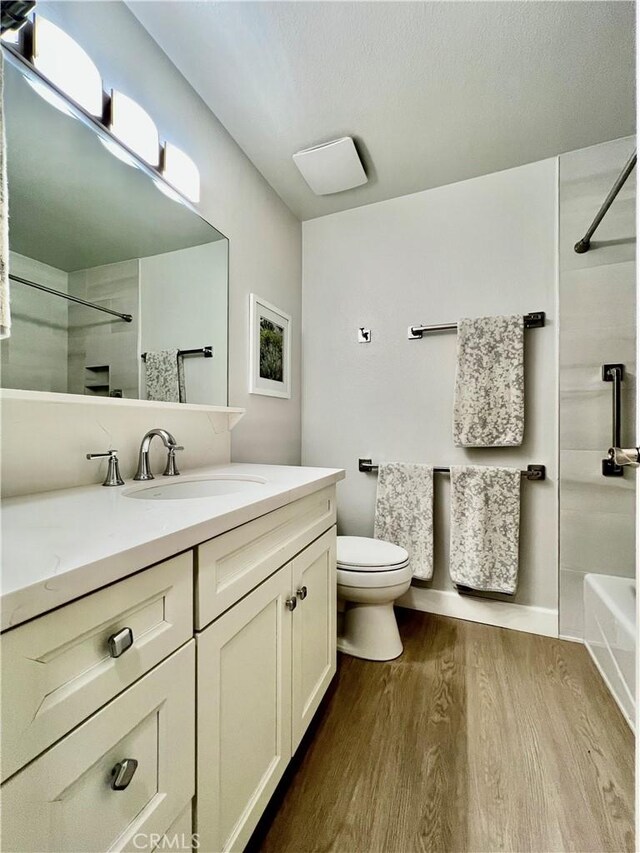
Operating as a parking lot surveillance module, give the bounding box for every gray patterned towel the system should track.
[144,350,186,403]
[374,463,434,580]
[449,465,521,594]
[452,314,524,447]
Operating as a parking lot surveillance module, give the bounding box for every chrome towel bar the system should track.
[407,311,545,340]
[358,458,546,481]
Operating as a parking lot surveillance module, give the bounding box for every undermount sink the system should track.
[122,475,267,501]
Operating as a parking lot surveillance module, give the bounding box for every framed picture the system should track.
[249,294,291,398]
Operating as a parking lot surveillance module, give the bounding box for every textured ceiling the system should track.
[128,1,635,221]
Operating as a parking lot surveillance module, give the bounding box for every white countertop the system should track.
[1,463,345,631]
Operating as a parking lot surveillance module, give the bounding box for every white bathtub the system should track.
[584,573,635,731]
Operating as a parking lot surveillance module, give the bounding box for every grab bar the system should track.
[602,363,625,476]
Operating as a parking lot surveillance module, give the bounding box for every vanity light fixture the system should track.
[32,16,103,116]
[2,14,201,207]
[110,90,160,167]
[162,143,200,203]
[152,177,186,206]
[24,75,76,118]
[97,135,140,170]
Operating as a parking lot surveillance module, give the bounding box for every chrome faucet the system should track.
[133,429,183,481]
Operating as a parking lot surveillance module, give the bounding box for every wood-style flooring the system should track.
[253,610,634,853]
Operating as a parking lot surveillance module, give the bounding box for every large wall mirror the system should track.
[1,50,228,406]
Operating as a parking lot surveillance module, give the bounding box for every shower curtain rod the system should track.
[9,274,133,323]
[574,149,637,254]
[358,458,546,481]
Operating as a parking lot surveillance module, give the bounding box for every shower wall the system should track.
[558,136,636,640]
[67,259,140,399]
[1,252,69,393]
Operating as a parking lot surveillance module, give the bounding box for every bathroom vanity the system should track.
[0,463,343,852]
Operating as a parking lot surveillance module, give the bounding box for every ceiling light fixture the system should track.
[293,136,367,195]
[32,16,103,116]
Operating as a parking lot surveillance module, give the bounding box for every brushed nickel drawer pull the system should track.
[110,758,138,791]
[285,596,297,611]
[108,627,134,658]
[297,586,308,601]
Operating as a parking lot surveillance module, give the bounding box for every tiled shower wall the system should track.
[559,136,636,639]
[67,259,140,399]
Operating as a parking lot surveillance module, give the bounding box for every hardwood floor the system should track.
[253,610,635,853]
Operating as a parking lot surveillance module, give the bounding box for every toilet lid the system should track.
[337,536,409,571]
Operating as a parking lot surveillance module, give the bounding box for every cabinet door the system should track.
[0,641,195,853]
[196,566,293,853]
[292,527,337,751]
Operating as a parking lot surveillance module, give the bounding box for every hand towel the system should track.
[144,350,186,403]
[449,465,521,594]
[374,462,434,580]
[452,314,524,447]
[0,51,10,340]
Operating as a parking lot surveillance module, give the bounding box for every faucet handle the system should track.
[163,445,184,477]
[87,450,125,487]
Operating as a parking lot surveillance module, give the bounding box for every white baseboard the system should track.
[397,586,558,638]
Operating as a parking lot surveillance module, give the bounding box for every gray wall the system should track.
[302,158,558,613]
[32,1,302,464]
[558,136,636,639]
[140,242,228,406]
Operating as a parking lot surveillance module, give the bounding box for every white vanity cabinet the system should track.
[1,641,196,853]
[1,476,340,853]
[196,526,337,853]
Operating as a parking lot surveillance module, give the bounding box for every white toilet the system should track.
[337,535,412,661]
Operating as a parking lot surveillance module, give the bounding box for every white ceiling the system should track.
[128,1,635,221]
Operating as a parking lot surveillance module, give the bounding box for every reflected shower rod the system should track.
[9,273,133,322]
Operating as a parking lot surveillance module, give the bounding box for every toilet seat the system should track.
[337,536,409,572]
[337,563,413,589]
[337,536,411,588]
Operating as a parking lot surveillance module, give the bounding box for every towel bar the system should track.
[407,311,545,340]
[141,346,213,362]
[358,458,546,481]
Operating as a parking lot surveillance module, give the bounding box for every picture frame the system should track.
[249,294,291,398]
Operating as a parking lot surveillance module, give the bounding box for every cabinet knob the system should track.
[285,596,297,611]
[108,627,134,658]
[110,758,138,791]
[297,586,308,601]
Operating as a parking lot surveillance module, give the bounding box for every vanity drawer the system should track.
[0,641,195,853]
[196,485,336,629]
[1,552,193,782]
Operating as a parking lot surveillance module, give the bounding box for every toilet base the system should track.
[337,601,403,661]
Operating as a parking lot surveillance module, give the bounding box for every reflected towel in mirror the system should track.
[144,349,186,403]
